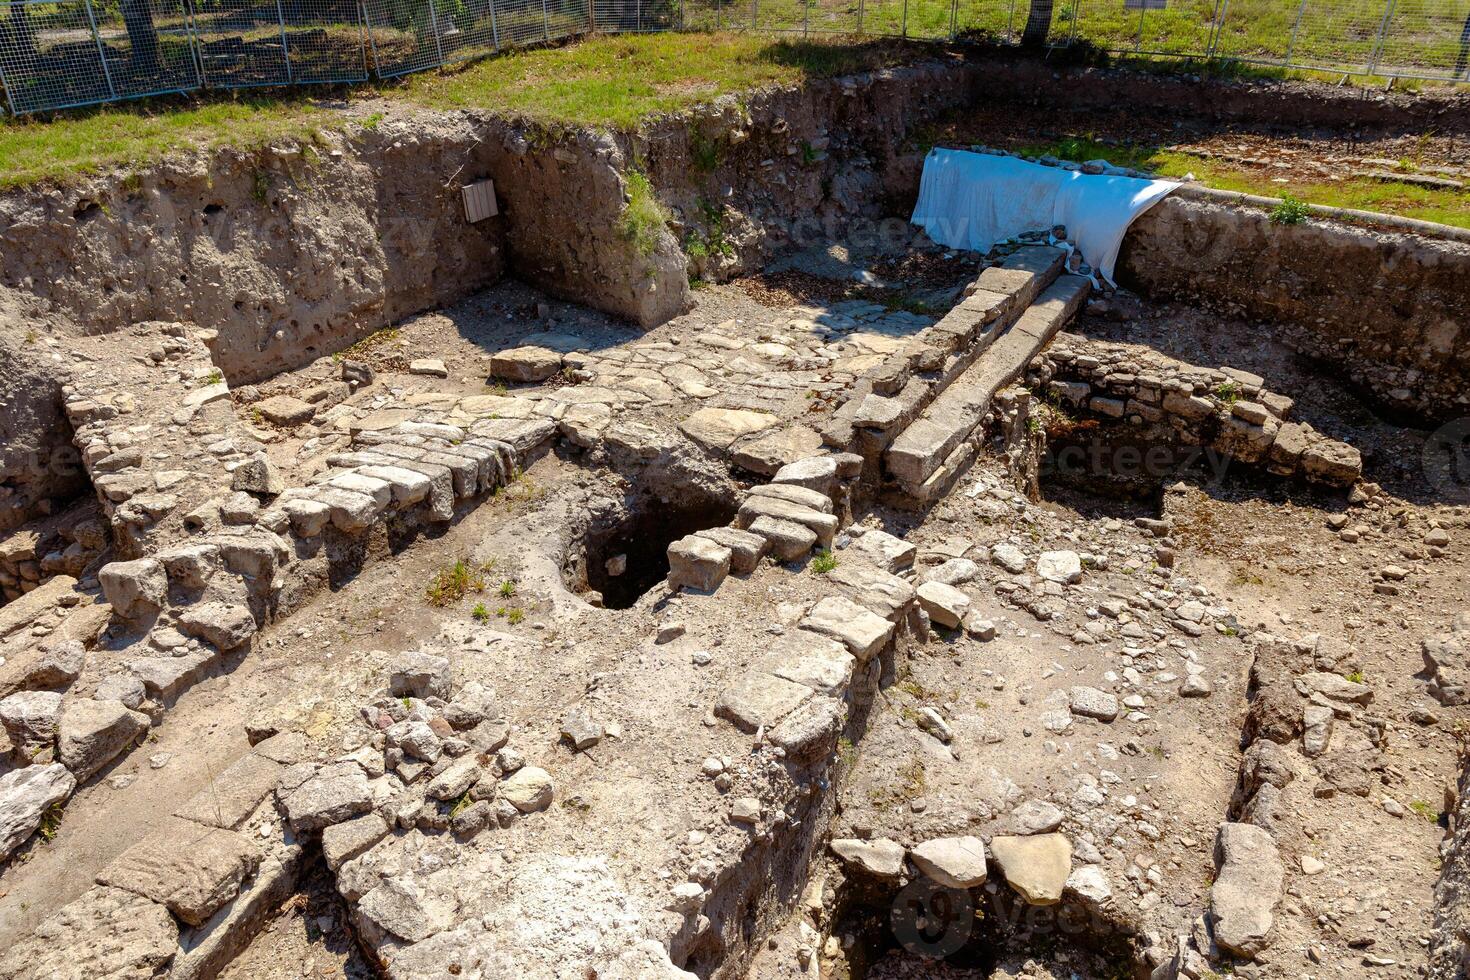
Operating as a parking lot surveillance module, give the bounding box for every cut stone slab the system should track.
[730,426,824,476]
[169,834,305,980]
[831,838,905,879]
[1211,822,1284,958]
[99,558,166,620]
[57,698,150,781]
[98,817,261,926]
[680,408,780,451]
[389,651,453,700]
[277,761,373,832]
[772,455,838,492]
[0,763,76,861]
[910,836,988,889]
[693,526,768,574]
[173,753,283,830]
[0,885,178,980]
[737,495,837,547]
[490,346,563,382]
[409,359,448,378]
[667,534,732,593]
[916,581,970,629]
[252,395,314,427]
[764,635,856,696]
[989,834,1072,905]
[128,649,219,702]
[846,529,916,572]
[768,695,844,761]
[175,601,257,651]
[322,813,390,871]
[0,690,63,745]
[800,596,894,661]
[716,672,812,732]
[1069,686,1119,723]
[827,563,916,622]
[748,515,818,562]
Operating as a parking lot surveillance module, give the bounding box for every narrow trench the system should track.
[572,490,740,610]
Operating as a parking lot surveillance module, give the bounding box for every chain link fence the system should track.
[3,0,1468,115]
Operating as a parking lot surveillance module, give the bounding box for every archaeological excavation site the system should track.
[1,26,1469,980]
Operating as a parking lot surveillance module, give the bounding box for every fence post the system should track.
[425,0,445,66]
[274,0,293,84]
[180,0,205,90]
[0,54,13,115]
[802,0,808,35]
[750,0,756,30]
[948,0,957,39]
[856,0,863,35]
[1203,0,1225,59]
[81,0,117,100]
[901,0,907,37]
[1367,0,1396,75]
[1134,0,1145,52]
[1004,0,1015,43]
[1283,0,1306,66]
[362,0,384,76]
[542,0,551,39]
[489,0,500,49]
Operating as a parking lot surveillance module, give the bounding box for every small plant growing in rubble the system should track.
[810,550,838,574]
[1411,800,1439,822]
[1345,669,1367,684]
[621,170,669,257]
[498,579,516,598]
[506,608,525,625]
[1214,380,1241,405]
[472,602,490,622]
[426,559,486,606]
[1269,194,1310,225]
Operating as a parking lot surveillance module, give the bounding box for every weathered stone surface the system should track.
[0,763,75,860]
[99,558,166,620]
[772,455,838,492]
[1036,550,1082,584]
[490,346,563,382]
[767,695,843,761]
[831,838,906,879]
[800,596,893,661]
[127,649,218,701]
[846,528,916,571]
[747,515,818,561]
[680,408,780,451]
[277,761,373,831]
[910,836,988,889]
[425,755,484,800]
[666,534,731,593]
[693,526,768,574]
[390,651,453,700]
[715,672,812,732]
[500,767,554,812]
[322,813,390,871]
[409,359,448,378]
[1211,822,1284,958]
[1069,686,1119,722]
[916,581,969,629]
[175,601,258,651]
[98,817,261,926]
[57,698,150,781]
[0,690,63,745]
[737,495,837,547]
[731,426,825,476]
[989,834,1072,905]
[253,395,315,427]
[173,753,283,829]
[0,885,177,980]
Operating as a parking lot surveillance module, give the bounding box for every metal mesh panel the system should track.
[1215,0,1384,72]
[1,0,116,111]
[91,0,199,98]
[1376,0,1470,80]
[805,0,856,33]
[362,0,439,76]
[282,0,368,82]
[192,0,290,87]
[955,0,1023,42]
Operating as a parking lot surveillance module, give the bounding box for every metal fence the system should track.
[2,0,1468,116]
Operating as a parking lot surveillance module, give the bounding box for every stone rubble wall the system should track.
[1431,728,1470,980]
[0,498,107,604]
[1030,333,1364,488]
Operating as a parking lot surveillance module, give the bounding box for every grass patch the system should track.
[1270,193,1311,225]
[810,549,838,574]
[1009,134,1470,230]
[333,326,400,362]
[621,169,669,256]
[425,559,488,606]
[1,33,925,189]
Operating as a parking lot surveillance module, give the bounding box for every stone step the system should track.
[885,275,1092,504]
[837,247,1065,457]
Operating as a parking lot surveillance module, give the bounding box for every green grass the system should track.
[1011,134,1470,230]
[0,32,926,189]
[810,548,838,573]
[621,170,670,256]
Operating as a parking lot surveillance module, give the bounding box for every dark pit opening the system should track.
[579,491,739,610]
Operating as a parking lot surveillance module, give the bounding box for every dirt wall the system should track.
[1119,195,1470,420]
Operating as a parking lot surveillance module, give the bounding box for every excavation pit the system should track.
[575,492,741,610]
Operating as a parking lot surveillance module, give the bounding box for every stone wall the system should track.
[1120,195,1470,422]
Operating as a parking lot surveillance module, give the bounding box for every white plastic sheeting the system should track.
[910,148,1179,284]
